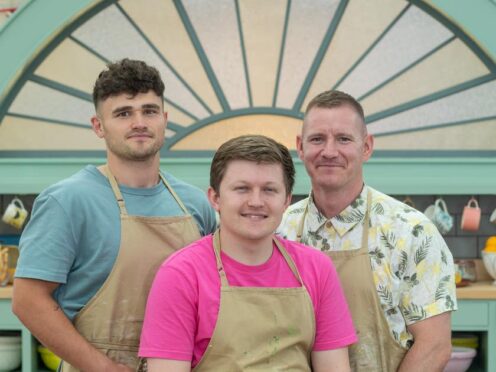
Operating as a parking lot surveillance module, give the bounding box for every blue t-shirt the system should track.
[16,165,216,319]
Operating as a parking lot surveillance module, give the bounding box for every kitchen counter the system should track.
[0,285,13,299]
[456,281,496,299]
[2,283,496,372]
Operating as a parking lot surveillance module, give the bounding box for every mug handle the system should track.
[12,197,25,209]
[403,196,415,208]
[435,198,449,213]
[467,197,479,209]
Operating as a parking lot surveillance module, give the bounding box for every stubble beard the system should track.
[107,136,164,162]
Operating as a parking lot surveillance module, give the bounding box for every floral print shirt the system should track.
[277,185,457,348]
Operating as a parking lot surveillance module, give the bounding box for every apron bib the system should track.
[193,230,315,371]
[297,191,407,371]
[61,165,201,371]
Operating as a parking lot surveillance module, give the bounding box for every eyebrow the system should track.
[111,103,161,116]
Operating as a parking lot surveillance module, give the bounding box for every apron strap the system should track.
[297,188,372,254]
[273,237,305,286]
[159,173,189,215]
[296,191,312,242]
[213,230,229,287]
[101,165,128,215]
[358,190,371,254]
[101,166,191,217]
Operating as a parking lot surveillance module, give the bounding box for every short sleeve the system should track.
[313,257,357,350]
[139,264,198,361]
[398,221,457,325]
[16,194,77,283]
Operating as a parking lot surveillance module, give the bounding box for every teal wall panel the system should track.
[2,157,495,195]
[430,0,496,61]
[0,0,98,96]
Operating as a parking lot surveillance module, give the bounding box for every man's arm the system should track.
[311,348,351,372]
[12,278,132,372]
[397,312,452,372]
[147,358,191,372]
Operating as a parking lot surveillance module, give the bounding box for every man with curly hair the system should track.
[13,59,216,371]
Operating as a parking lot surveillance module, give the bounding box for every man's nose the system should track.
[247,190,264,206]
[321,140,338,157]
[131,111,147,128]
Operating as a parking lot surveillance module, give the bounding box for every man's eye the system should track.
[264,187,277,193]
[116,111,131,118]
[309,137,323,143]
[144,109,160,116]
[235,186,248,192]
[338,137,351,143]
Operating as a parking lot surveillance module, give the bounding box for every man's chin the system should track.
[119,149,160,162]
[314,179,342,191]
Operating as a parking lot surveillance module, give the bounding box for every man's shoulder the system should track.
[161,171,207,199]
[285,198,309,216]
[278,198,308,238]
[277,236,333,272]
[165,235,214,268]
[367,186,430,224]
[40,165,105,199]
[279,236,323,257]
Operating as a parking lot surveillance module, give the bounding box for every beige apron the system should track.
[61,165,201,371]
[193,230,315,371]
[297,191,407,372]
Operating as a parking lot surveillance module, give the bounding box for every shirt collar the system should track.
[307,185,368,237]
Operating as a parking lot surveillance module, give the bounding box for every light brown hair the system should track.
[210,135,295,195]
[305,90,365,122]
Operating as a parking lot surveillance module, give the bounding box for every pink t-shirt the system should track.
[139,235,356,367]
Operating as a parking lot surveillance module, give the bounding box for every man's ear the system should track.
[284,193,292,210]
[91,116,105,138]
[296,135,304,161]
[362,134,374,161]
[207,187,220,212]
[163,111,168,130]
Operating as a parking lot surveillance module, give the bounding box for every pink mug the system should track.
[460,197,481,232]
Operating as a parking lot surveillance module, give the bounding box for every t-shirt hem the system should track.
[14,268,66,283]
[138,348,191,361]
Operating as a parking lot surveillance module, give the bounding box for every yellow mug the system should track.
[2,197,28,229]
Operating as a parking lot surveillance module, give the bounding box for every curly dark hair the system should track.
[210,135,295,196]
[92,58,165,109]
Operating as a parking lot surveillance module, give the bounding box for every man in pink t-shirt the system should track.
[139,135,356,371]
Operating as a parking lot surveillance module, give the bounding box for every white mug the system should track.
[424,198,453,235]
[2,197,28,229]
[490,208,496,225]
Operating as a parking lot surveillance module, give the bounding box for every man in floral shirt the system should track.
[278,90,456,372]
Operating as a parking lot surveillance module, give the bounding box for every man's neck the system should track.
[312,183,364,219]
[105,155,161,188]
[219,230,274,266]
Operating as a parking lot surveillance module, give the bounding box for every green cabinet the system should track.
[0,299,38,372]
[1,296,495,371]
[452,300,496,372]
